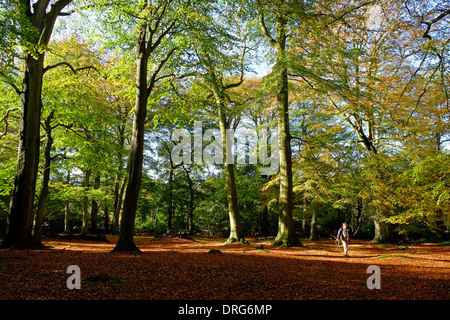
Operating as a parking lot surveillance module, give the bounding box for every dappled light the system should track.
[0,0,449,308]
[0,236,449,300]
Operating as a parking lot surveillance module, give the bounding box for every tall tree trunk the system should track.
[1,54,44,249]
[261,204,269,237]
[112,172,121,232]
[217,106,246,244]
[32,111,54,246]
[223,161,245,243]
[181,166,193,234]
[112,126,125,234]
[112,0,175,252]
[104,204,109,234]
[301,196,309,239]
[370,155,393,243]
[272,14,301,247]
[435,208,445,239]
[112,175,127,234]
[185,168,195,235]
[64,170,71,234]
[167,167,174,234]
[309,210,318,241]
[0,0,73,250]
[113,44,147,253]
[373,213,393,243]
[90,174,100,234]
[81,169,91,236]
[302,218,307,239]
[354,197,363,237]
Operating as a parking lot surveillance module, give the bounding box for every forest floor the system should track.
[0,235,449,300]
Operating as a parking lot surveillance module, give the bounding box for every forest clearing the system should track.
[0,235,448,300]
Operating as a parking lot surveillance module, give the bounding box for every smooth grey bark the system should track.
[167,166,174,233]
[309,210,318,241]
[1,53,44,249]
[90,174,100,233]
[217,106,246,244]
[113,0,175,252]
[112,175,127,234]
[112,123,126,234]
[258,5,301,247]
[183,165,195,234]
[113,47,147,253]
[81,169,91,236]
[32,110,54,246]
[64,170,71,234]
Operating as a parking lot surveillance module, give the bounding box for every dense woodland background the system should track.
[0,0,449,251]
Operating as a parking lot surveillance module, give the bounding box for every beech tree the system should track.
[1,0,448,249]
[255,0,308,246]
[0,0,74,249]
[177,4,252,243]
[90,0,192,252]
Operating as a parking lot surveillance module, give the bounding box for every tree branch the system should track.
[290,135,307,143]
[43,61,100,75]
[50,153,70,161]
[0,107,20,139]
[421,9,450,40]
[224,39,247,90]
[0,70,21,95]
[51,122,73,131]
[146,0,175,57]
[258,10,278,49]
[147,21,176,58]
[325,1,376,27]
[40,0,73,46]
[147,47,177,97]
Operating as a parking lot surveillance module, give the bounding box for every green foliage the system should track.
[0,0,448,243]
[387,154,450,235]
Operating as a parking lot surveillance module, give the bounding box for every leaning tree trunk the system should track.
[32,110,54,246]
[1,54,44,249]
[112,45,147,253]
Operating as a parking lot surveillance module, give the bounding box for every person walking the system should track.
[337,222,351,257]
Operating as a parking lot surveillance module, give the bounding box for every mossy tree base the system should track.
[273,235,303,247]
[224,236,249,245]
